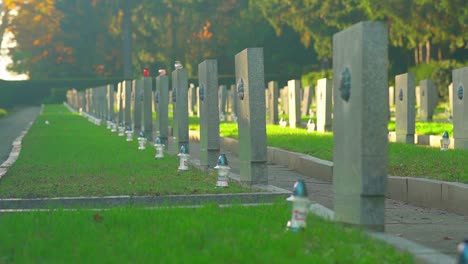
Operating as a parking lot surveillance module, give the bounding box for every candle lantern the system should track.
[286,180,310,232]
[440,131,450,151]
[177,145,190,171]
[154,136,165,158]
[214,154,230,187]
[137,132,147,150]
[125,126,134,142]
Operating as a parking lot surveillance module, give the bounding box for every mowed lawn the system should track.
[0,203,413,263]
[190,120,468,183]
[0,105,250,198]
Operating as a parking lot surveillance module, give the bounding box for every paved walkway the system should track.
[188,140,467,260]
[0,106,41,164]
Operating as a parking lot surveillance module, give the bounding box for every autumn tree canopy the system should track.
[0,0,466,80]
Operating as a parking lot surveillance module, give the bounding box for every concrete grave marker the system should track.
[106,84,115,121]
[142,77,153,140]
[316,78,332,132]
[156,74,169,148]
[419,79,437,121]
[301,85,313,116]
[172,66,189,152]
[268,81,279,124]
[288,80,301,128]
[218,85,227,121]
[448,82,453,117]
[452,66,468,149]
[198,59,220,170]
[333,21,388,231]
[132,79,142,132]
[235,48,267,185]
[122,81,132,126]
[395,73,416,144]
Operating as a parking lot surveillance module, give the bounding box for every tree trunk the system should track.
[425,40,431,63]
[414,47,419,65]
[418,43,424,64]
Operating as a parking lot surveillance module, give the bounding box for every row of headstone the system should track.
[66,22,467,234]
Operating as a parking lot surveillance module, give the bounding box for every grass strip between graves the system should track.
[0,203,413,263]
[190,121,468,183]
[0,105,251,198]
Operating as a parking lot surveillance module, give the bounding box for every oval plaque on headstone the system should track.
[237,78,244,100]
[155,90,159,103]
[422,90,425,97]
[458,83,464,100]
[199,84,205,102]
[398,89,404,101]
[339,68,351,102]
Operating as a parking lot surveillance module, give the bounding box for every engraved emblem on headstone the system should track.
[458,83,464,100]
[398,88,404,101]
[199,84,205,102]
[339,67,351,102]
[155,90,159,103]
[422,90,425,97]
[237,78,244,100]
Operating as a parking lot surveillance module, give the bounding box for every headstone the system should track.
[333,21,388,231]
[419,79,436,121]
[230,84,238,120]
[267,81,279,124]
[198,59,220,170]
[172,66,189,152]
[448,82,453,116]
[188,83,195,116]
[117,82,124,124]
[415,85,420,107]
[452,66,468,149]
[280,86,289,115]
[142,77,153,140]
[196,86,201,117]
[316,78,332,132]
[123,80,132,126]
[132,79,142,131]
[288,79,301,128]
[100,86,107,119]
[395,73,415,144]
[301,85,313,116]
[235,47,267,185]
[218,85,228,119]
[389,86,395,107]
[106,84,115,121]
[156,74,169,148]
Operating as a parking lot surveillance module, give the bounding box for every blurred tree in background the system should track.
[0,0,466,87]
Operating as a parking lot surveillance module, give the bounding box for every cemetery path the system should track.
[0,106,41,164]
[189,139,468,260]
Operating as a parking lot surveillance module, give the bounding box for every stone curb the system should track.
[0,192,289,210]
[0,106,39,180]
[189,130,468,216]
[308,203,456,264]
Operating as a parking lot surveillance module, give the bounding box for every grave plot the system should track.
[0,105,289,209]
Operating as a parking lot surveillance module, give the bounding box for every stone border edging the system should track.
[0,193,289,210]
[189,130,468,216]
[308,203,456,264]
[0,106,41,180]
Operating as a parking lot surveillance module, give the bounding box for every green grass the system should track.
[388,121,453,136]
[190,120,468,183]
[0,105,250,198]
[0,203,413,263]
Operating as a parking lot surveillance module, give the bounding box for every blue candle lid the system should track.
[292,180,308,197]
